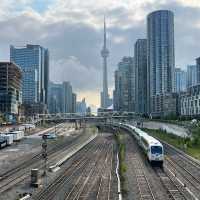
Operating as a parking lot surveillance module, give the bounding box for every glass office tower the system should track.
[10,44,49,105]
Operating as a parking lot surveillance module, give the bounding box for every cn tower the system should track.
[100,17,109,108]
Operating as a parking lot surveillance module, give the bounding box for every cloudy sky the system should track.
[0,0,200,108]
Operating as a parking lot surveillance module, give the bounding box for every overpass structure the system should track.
[34,112,139,124]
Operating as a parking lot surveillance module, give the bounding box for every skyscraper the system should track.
[113,57,135,112]
[72,93,77,113]
[0,62,22,116]
[48,82,64,113]
[100,17,110,108]
[48,81,76,114]
[76,98,87,115]
[134,39,148,115]
[187,65,197,88]
[147,10,175,114]
[63,81,73,113]
[10,44,49,105]
[174,68,186,92]
[196,57,200,85]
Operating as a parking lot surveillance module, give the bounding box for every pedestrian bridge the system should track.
[35,112,138,123]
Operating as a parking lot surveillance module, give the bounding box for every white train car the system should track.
[8,131,24,141]
[119,123,164,166]
[0,134,14,145]
[140,134,164,165]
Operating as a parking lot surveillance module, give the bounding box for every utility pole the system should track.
[42,135,48,186]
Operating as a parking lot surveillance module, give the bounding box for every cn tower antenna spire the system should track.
[104,15,106,48]
[100,16,109,108]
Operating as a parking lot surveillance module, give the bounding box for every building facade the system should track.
[150,93,178,118]
[10,44,49,105]
[0,62,22,118]
[187,65,197,88]
[76,98,87,115]
[48,82,64,113]
[62,82,73,113]
[72,93,77,113]
[181,84,200,117]
[134,39,148,115]
[48,81,76,114]
[147,10,175,116]
[174,68,186,93]
[113,57,135,112]
[196,57,200,85]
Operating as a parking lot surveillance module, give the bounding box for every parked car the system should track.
[43,132,57,139]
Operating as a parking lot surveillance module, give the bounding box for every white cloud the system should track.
[112,36,126,44]
[176,0,200,7]
[50,56,101,92]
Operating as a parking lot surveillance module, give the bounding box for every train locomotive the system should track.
[116,123,164,166]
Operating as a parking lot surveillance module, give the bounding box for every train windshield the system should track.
[151,146,162,154]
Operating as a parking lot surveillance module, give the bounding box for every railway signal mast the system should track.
[42,134,48,186]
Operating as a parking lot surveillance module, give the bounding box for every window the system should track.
[151,146,162,154]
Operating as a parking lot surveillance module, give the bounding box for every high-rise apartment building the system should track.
[147,10,175,115]
[76,98,87,115]
[113,57,135,112]
[174,68,186,92]
[72,93,77,113]
[187,65,197,88]
[48,82,64,113]
[10,44,49,105]
[196,57,200,85]
[0,62,22,117]
[62,81,73,113]
[134,39,148,115]
[48,81,76,114]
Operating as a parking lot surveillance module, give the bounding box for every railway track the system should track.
[154,167,190,200]
[0,130,91,193]
[132,157,156,200]
[33,135,115,200]
[159,140,200,199]
[96,144,113,200]
[145,134,200,199]
[64,139,113,200]
[165,144,200,180]
[63,141,108,200]
[33,137,107,200]
[0,125,70,180]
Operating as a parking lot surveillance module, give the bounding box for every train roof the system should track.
[141,134,162,146]
[117,123,163,147]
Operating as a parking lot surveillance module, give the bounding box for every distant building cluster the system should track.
[112,10,200,118]
[113,57,135,112]
[48,82,76,114]
[0,44,85,121]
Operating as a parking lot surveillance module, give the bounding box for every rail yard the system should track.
[0,122,199,200]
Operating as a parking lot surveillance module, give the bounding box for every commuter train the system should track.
[114,123,164,166]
